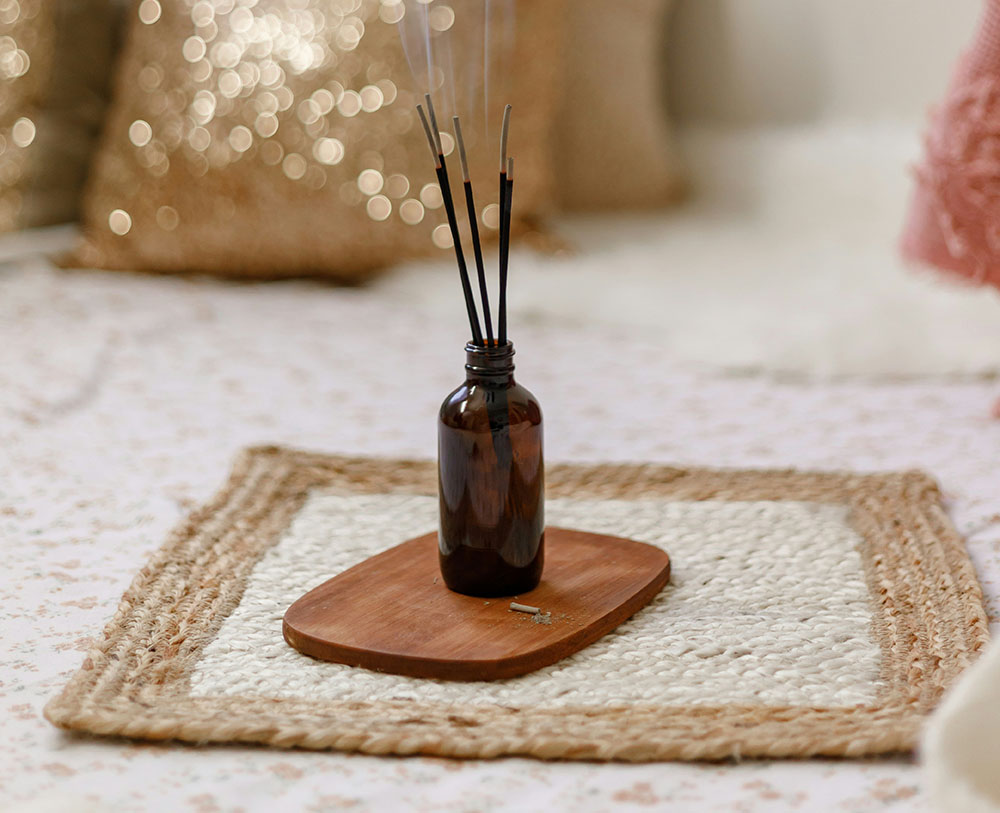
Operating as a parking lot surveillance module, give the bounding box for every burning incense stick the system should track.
[498,155,514,346]
[453,116,493,345]
[415,97,518,350]
[418,99,483,345]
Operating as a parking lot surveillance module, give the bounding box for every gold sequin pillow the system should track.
[77,0,564,281]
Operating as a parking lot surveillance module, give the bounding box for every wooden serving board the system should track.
[283,527,671,681]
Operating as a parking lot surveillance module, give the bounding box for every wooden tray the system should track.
[283,527,671,681]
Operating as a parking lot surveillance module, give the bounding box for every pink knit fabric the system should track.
[902,0,1000,288]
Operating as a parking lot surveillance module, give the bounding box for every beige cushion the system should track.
[554,0,683,211]
[0,0,119,233]
[0,0,53,232]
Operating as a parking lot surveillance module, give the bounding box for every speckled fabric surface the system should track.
[3,257,999,810]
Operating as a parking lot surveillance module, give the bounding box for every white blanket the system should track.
[2,240,998,810]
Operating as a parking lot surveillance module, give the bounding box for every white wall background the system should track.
[668,0,982,125]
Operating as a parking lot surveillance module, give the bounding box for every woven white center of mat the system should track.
[191,494,883,707]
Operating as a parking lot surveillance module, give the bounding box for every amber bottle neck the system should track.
[465,341,515,384]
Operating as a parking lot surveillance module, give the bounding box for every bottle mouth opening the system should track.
[465,340,514,376]
[465,339,514,358]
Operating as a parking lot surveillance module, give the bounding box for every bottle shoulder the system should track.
[440,380,542,429]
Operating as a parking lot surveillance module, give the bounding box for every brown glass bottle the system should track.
[438,341,544,597]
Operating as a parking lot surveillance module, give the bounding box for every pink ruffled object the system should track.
[902,0,1000,288]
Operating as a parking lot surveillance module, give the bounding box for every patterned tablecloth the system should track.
[2,259,998,812]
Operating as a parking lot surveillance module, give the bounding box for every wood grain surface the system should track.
[283,527,671,681]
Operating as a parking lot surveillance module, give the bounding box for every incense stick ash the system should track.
[510,602,552,624]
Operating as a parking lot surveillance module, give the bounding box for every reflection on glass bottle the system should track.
[438,341,543,597]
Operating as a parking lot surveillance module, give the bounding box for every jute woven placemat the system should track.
[45,446,989,761]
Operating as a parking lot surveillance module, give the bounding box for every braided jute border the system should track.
[44,446,990,761]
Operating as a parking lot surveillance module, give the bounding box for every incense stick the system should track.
[497,105,511,345]
[453,116,493,345]
[423,92,443,154]
[498,155,514,346]
[418,99,483,345]
[416,103,440,169]
[500,105,511,177]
